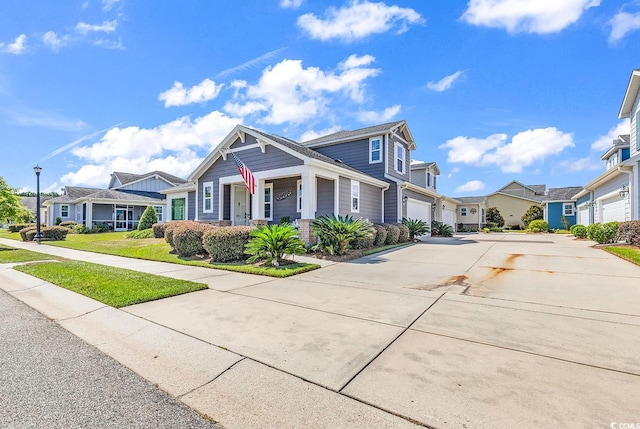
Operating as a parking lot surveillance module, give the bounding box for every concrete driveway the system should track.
[123,233,640,428]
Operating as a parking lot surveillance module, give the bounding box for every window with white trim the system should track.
[563,203,574,216]
[460,207,467,216]
[203,182,213,213]
[296,179,302,213]
[264,183,273,220]
[153,205,163,222]
[61,205,69,217]
[427,172,431,187]
[369,137,382,163]
[351,181,360,213]
[636,110,640,152]
[395,142,405,174]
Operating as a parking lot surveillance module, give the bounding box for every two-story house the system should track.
[187,120,449,242]
[573,69,640,224]
[44,171,188,230]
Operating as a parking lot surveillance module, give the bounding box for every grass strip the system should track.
[14,260,207,308]
[603,246,640,266]
[208,261,320,277]
[0,244,59,263]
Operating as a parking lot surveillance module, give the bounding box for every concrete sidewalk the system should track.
[2,235,640,428]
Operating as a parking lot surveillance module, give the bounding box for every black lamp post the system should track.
[33,165,42,243]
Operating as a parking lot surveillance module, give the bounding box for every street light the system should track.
[33,165,42,243]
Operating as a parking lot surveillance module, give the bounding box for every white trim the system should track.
[111,174,175,191]
[369,136,382,164]
[394,142,405,174]
[562,203,575,216]
[60,204,69,218]
[296,179,303,213]
[264,183,273,221]
[460,207,468,217]
[351,180,360,213]
[202,181,213,213]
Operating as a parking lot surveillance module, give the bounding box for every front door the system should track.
[115,208,127,231]
[233,186,250,226]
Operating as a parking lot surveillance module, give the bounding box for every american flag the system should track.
[230,151,255,194]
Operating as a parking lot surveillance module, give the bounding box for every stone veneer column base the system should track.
[296,219,316,244]
[249,219,268,227]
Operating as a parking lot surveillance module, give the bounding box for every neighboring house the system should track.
[572,69,640,224]
[44,171,188,230]
[455,196,487,231]
[20,196,53,224]
[159,182,197,221]
[541,187,583,229]
[187,121,451,242]
[485,181,547,228]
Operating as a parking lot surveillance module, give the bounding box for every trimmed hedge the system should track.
[396,223,410,243]
[382,223,400,245]
[127,228,154,239]
[527,219,548,232]
[372,224,387,246]
[352,235,375,249]
[9,223,35,233]
[138,205,158,231]
[20,225,69,241]
[164,221,188,248]
[617,220,640,246]
[172,221,215,257]
[59,221,78,228]
[152,222,165,239]
[587,222,619,244]
[571,225,588,239]
[203,226,254,262]
[19,226,36,241]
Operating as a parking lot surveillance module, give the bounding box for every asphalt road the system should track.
[0,289,221,429]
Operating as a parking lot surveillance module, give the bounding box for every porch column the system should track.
[86,201,93,227]
[301,166,315,219]
[252,178,266,221]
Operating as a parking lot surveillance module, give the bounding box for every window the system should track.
[637,110,640,151]
[481,208,486,223]
[264,183,273,220]
[433,175,437,189]
[153,205,163,222]
[296,180,303,213]
[203,182,213,213]
[427,172,431,187]
[369,137,382,163]
[351,181,360,213]
[61,205,69,217]
[395,142,405,174]
[460,207,467,216]
[563,203,574,216]
[172,198,185,220]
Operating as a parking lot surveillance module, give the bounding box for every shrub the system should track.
[8,223,35,233]
[372,224,387,246]
[19,226,36,241]
[587,222,619,244]
[572,225,588,239]
[172,221,215,257]
[527,219,548,232]
[522,205,544,228]
[280,216,291,225]
[42,226,69,241]
[489,226,502,232]
[152,222,165,239]
[127,228,154,239]
[617,221,640,246]
[70,224,87,234]
[396,223,410,243]
[311,214,375,255]
[402,218,430,240]
[570,224,582,234]
[352,234,375,249]
[138,205,158,231]
[59,221,78,228]
[245,224,305,265]
[24,229,37,241]
[483,228,490,233]
[55,217,62,225]
[486,207,505,227]
[203,226,254,262]
[88,223,110,234]
[383,224,400,245]
[430,220,452,238]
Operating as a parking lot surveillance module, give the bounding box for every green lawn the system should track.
[0,243,60,263]
[15,260,207,307]
[604,246,640,266]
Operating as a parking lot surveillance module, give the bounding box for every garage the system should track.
[577,205,589,225]
[406,199,431,225]
[600,195,625,223]
[443,208,456,230]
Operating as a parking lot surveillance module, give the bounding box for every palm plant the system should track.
[244,224,306,266]
[402,217,431,240]
[311,214,375,255]
[430,220,453,237]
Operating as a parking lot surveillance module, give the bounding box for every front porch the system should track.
[78,203,161,231]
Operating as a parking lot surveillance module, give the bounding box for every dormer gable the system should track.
[600,134,630,170]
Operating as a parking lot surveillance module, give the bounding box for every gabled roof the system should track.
[301,120,416,150]
[619,69,640,119]
[109,171,187,189]
[410,161,441,175]
[527,184,546,195]
[542,186,584,202]
[600,134,630,161]
[488,191,544,204]
[45,186,164,205]
[457,196,485,204]
[496,180,540,194]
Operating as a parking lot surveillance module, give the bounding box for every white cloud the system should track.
[297,0,424,42]
[610,10,640,43]
[280,0,303,9]
[461,0,600,34]
[75,20,118,35]
[0,34,27,54]
[42,31,68,51]
[456,180,485,193]
[340,54,375,69]
[440,127,574,173]
[102,0,120,11]
[557,156,601,173]
[159,79,224,107]
[299,126,342,142]
[231,55,380,125]
[426,71,464,92]
[447,166,460,179]
[223,101,266,117]
[591,119,630,151]
[216,48,286,79]
[356,104,401,123]
[61,110,241,187]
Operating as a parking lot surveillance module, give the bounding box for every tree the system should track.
[486,207,505,227]
[0,176,32,223]
[521,205,544,228]
[137,205,158,230]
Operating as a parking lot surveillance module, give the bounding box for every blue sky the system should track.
[1,0,639,197]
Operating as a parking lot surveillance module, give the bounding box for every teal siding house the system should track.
[542,187,583,230]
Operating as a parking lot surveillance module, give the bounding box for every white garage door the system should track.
[443,209,456,229]
[578,205,589,225]
[601,196,625,223]
[407,199,431,225]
